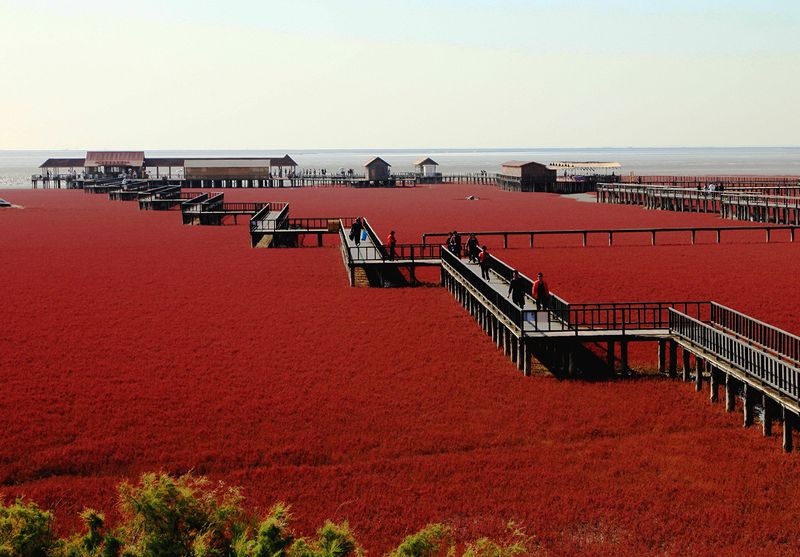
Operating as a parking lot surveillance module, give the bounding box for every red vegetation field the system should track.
[3,185,800,555]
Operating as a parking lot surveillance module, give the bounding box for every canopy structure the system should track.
[84,151,145,168]
[548,161,622,174]
[39,158,85,169]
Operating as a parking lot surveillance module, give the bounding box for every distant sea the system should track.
[2,147,799,189]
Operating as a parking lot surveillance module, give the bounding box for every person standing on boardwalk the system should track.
[350,217,363,246]
[532,272,549,311]
[386,230,397,260]
[466,233,479,262]
[507,270,526,309]
[479,246,491,280]
[453,230,463,258]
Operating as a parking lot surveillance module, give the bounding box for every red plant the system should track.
[1,186,799,556]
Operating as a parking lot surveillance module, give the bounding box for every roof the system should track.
[39,158,85,168]
[184,159,272,169]
[143,157,185,167]
[414,157,439,166]
[273,154,298,166]
[364,156,391,168]
[548,161,622,169]
[85,151,145,167]
[501,160,549,169]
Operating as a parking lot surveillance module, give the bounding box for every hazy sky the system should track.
[1,0,798,149]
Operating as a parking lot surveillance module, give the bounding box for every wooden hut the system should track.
[414,157,442,184]
[496,161,557,192]
[364,157,391,181]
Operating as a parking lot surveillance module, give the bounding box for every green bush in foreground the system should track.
[1,473,532,557]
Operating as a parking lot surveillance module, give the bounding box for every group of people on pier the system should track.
[446,230,550,312]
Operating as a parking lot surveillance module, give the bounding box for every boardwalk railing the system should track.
[423,225,800,249]
[565,302,710,333]
[181,193,210,211]
[670,309,800,402]
[249,202,290,232]
[350,243,439,263]
[287,217,359,231]
[711,302,800,366]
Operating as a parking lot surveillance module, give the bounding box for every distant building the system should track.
[414,157,442,183]
[364,157,391,182]
[37,151,298,180]
[85,151,145,177]
[496,161,557,192]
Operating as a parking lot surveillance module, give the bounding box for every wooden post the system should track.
[658,340,666,374]
[568,343,576,375]
[763,394,773,437]
[620,340,629,375]
[709,366,719,402]
[503,234,508,249]
[695,357,703,392]
[783,407,794,452]
[725,373,736,413]
[607,341,615,373]
[668,340,677,377]
[511,336,518,365]
[651,230,656,245]
[743,383,754,427]
[682,349,691,381]
[523,341,532,377]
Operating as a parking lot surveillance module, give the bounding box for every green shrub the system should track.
[388,524,453,557]
[2,474,533,557]
[233,503,294,557]
[117,472,245,557]
[289,521,362,557]
[0,498,56,557]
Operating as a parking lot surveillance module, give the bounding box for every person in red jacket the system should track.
[478,245,490,280]
[532,272,549,310]
[386,230,397,260]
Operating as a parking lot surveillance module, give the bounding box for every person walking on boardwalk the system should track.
[386,230,397,260]
[453,230,463,258]
[350,217,363,246]
[532,272,550,311]
[479,245,491,280]
[466,233,479,262]
[507,270,526,309]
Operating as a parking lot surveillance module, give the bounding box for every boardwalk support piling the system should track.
[743,384,755,427]
[668,340,677,377]
[783,408,794,452]
[725,373,736,413]
[682,349,691,381]
[709,366,719,402]
[763,394,773,437]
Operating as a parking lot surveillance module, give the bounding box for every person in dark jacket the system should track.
[507,270,526,309]
[532,272,549,310]
[350,217,363,246]
[465,233,479,262]
[453,231,462,258]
